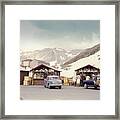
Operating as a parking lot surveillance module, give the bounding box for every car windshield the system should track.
[48,77,59,80]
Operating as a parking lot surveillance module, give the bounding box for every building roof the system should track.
[75,64,100,71]
[20,67,30,72]
[22,59,33,62]
[30,63,61,72]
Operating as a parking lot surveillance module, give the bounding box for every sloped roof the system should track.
[20,65,30,71]
[75,64,100,71]
[30,63,61,72]
[22,59,33,61]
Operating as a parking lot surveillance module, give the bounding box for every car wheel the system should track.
[84,84,88,89]
[94,85,97,89]
[47,83,49,88]
[48,84,51,89]
[49,86,52,89]
[59,86,61,89]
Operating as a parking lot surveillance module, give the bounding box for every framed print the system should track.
[0,0,119,119]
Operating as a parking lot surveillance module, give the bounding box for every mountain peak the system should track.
[20,47,82,65]
[20,44,100,67]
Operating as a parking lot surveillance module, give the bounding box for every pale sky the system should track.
[20,20,100,51]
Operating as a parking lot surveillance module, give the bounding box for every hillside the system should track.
[63,44,100,65]
[61,50,100,78]
[20,48,82,65]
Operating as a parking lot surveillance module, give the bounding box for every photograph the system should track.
[20,20,100,100]
[2,1,118,118]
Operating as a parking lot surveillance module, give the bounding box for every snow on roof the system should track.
[20,66,30,71]
[75,64,100,71]
[30,63,61,72]
[22,59,33,61]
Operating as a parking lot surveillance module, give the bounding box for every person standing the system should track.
[86,75,90,80]
[76,75,80,87]
[80,74,86,87]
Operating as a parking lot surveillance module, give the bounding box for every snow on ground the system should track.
[65,52,73,57]
[55,48,64,51]
[60,56,65,60]
[61,51,100,78]
[50,60,57,66]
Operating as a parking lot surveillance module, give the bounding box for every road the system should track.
[20,85,100,100]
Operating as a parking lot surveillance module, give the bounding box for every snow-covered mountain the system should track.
[20,44,100,74]
[63,44,100,65]
[60,44,100,78]
[21,44,100,78]
[61,50,100,78]
[20,48,82,65]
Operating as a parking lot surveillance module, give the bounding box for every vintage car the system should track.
[44,75,62,89]
[83,79,100,89]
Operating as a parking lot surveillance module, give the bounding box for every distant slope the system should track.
[61,50,100,78]
[63,44,100,65]
[20,48,82,65]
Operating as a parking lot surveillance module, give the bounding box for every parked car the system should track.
[83,79,100,89]
[44,75,62,89]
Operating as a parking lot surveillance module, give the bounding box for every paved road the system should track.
[20,85,100,100]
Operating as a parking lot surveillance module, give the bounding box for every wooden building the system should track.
[20,70,29,85]
[21,59,32,69]
[30,64,61,85]
[75,64,100,79]
[21,59,49,69]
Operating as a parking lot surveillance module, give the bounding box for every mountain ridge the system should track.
[20,44,100,67]
[20,48,83,65]
[63,44,100,65]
